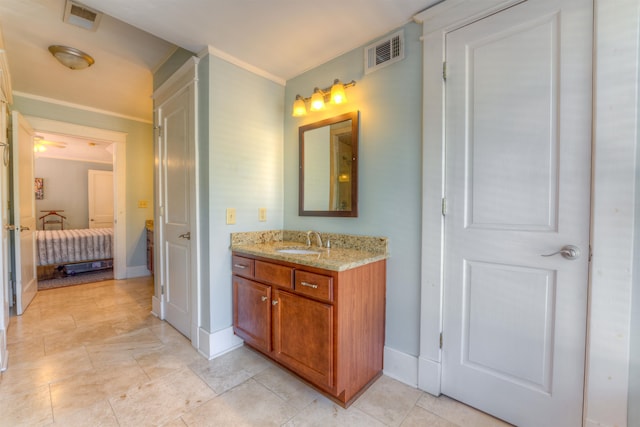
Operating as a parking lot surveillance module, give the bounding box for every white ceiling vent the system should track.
[364,30,405,74]
[63,1,103,32]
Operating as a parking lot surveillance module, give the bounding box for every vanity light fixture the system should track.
[48,45,95,70]
[292,78,356,117]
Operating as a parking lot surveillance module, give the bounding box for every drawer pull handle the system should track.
[261,296,268,302]
[301,281,318,289]
[272,300,278,306]
[233,264,247,269]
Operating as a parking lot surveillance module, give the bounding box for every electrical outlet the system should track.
[138,200,148,208]
[258,207,267,222]
[226,208,236,225]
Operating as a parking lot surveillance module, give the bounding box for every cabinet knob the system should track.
[272,300,278,306]
[261,296,268,302]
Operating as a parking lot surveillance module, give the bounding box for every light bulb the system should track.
[330,80,347,104]
[310,89,325,111]
[292,95,307,117]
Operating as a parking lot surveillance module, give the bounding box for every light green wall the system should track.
[201,54,285,333]
[13,96,154,269]
[154,48,196,91]
[34,158,112,230]
[283,22,423,356]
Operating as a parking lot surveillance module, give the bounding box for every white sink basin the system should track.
[277,248,321,255]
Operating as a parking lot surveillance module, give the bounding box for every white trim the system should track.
[0,330,6,372]
[383,346,418,388]
[24,116,128,280]
[151,295,163,319]
[201,45,286,86]
[153,57,200,104]
[418,355,442,396]
[585,1,638,426]
[126,265,151,278]
[198,326,243,360]
[14,91,151,124]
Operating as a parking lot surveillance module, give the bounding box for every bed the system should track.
[35,228,114,278]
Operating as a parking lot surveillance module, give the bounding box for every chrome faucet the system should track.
[306,230,323,248]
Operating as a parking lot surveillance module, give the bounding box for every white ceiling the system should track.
[0,0,439,122]
[34,131,113,164]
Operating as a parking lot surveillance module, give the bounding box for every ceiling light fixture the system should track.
[292,78,356,117]
[48,45,95,70]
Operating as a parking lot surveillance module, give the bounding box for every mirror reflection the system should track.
[299,111,358,217]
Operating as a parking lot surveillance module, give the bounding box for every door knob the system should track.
[178,232,191,240]
[541,245,581,260]
[19,226,30,232]
[4,224,15,230]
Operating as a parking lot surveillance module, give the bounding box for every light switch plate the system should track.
[226,208,236,225]
[258,207,267,222]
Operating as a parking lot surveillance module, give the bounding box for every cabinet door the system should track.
[233,276,271,352]
[272,289,334,389]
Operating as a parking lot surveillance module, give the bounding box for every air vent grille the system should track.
[365,30,405,74]
[63,1,103,31]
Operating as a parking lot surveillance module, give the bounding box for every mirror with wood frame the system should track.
[299,111,359,217]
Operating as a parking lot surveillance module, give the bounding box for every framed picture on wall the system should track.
[35,177,44,200]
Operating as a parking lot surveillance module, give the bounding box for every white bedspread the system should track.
[36,228,114,266]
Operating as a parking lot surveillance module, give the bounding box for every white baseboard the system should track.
[418,355,442,395]
[151,295,163,319]
[383,346,419,388]
[126,265,151,278]
[198,326,243,360]
[0,329,7,372]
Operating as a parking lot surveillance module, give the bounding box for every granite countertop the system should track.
[230,230,389,272]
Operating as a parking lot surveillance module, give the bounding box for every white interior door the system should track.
[88,169,114,228]
[12,111,37,315]
[442,1,592,426]
[158,86,195,339]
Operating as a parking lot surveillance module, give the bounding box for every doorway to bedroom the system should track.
[12,115,127,304]
[34,132,115,291]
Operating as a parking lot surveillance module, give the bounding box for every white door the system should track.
[12,111,37,314]
[442,0,592,426]
[88,169,114,228]
[157,86,195,338]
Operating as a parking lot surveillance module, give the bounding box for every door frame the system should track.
[23,116,127,279]
[415,1,639,426]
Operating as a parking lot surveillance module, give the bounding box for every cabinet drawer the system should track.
[232,255,254,278]
[255,260,293,288]
[295,271,333,302]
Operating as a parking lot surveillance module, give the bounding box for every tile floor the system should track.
[0,277,511,426]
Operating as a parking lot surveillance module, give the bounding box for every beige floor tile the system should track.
[354,375,424,426]
[43,322,121,355]
[85,327,164,367]
[253,365,323,410]
[0,347,93,396]
[134,345,202,380]
[181,378,298,427]
[7,336,46,365]
[50,359,149,419]
[48,399,119,427]
[400,406,458,427]
[188,345,271,394]
[283,395,386,427]
[416,393,512,427]
[161,417,188,427]
[0,384,53,426]
[109,367,216,427]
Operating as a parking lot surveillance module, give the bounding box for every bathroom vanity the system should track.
[231,230,388,407]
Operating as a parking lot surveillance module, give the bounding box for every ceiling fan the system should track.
[34,135,67,152]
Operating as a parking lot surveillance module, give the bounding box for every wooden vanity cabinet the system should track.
[231,252,386,407]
